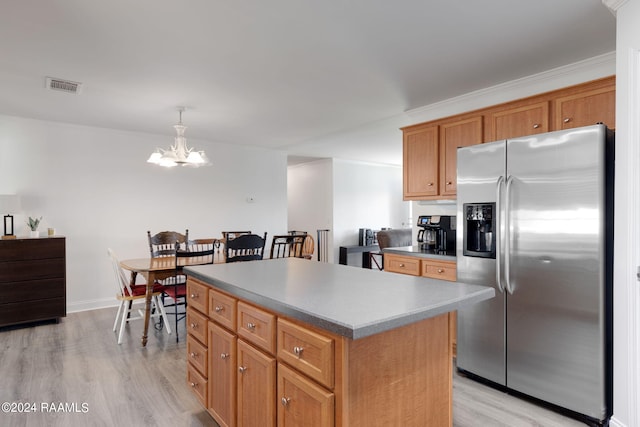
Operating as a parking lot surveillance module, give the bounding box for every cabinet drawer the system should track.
[0,238,65,261]
[237,301,276,354]
[187,334,208,377]
[421,260,456,282]
[187,363,207,407]
[384,254,420,276]
[277,318,335,389]
[0,258,65,282]
[0,279,65,303]
[186,279,208,314]
[209,288,236,331]
[186,308,208,345]
[0,297,66,327]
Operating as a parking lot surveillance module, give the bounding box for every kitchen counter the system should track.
[185,257,491,339]
[382,244,457,261]
[185,258,493,427]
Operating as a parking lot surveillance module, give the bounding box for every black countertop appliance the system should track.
[417,215,456,255]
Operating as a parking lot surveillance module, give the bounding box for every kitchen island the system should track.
[184,258,493,427]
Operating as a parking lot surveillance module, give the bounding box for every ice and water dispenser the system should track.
[463,203,496,259]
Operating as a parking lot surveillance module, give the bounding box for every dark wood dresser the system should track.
[0,237,66,327]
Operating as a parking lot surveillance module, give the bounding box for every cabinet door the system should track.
[209,322,237,427]
[439,116,483,196]
[554,86,615,130]
[489,101,549,141]
[403,124,439,199]
[237,340,276,427]
[277,363,334,427]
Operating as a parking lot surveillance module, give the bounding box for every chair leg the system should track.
[113,300,124,332]
[153,295,171,335]
[118,301,130,344]
[175,298,179,343]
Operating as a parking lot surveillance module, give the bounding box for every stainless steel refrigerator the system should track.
[456,124,613,424]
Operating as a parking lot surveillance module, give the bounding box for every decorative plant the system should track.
[27,216,42,231]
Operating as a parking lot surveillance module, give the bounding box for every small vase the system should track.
[30,230,39,238]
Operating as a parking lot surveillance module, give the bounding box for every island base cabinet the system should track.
[237,340,276,427]
[278,363,334,427]
[340,313,452,427]
[209,321,237,427]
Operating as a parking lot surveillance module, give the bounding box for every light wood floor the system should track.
[0,307,587,427]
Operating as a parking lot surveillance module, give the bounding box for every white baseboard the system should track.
[67,297,118,313]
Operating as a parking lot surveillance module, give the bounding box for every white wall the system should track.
[610,1,640,426]
[287,159,334,260]
[288,158,410,265]
[332,159,409,264]
[0,114,288,312]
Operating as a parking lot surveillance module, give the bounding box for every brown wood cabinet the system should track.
[439,116,483,196]
[0,237,66,327]
[384,254,458,356]
[402,76,615,200]
[188,276,453,427]
[402,124,439,199]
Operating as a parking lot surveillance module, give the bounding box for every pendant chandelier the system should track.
[147,107,210,168]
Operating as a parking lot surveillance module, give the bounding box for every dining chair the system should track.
[300,234,315,260]
[107,248,171,344]
[225,232,267,263]
[270,234,306,259]
[167,239,217,342]
[221,231,252,242]
[148,230,189,257]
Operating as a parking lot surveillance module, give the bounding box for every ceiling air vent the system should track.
[45,77,83,94]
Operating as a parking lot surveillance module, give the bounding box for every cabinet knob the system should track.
[293,346,304,357]
[533,123,540,129]
[428,182,434,187]
[189,352,197,358]
[437,269,444,273]
[281,397,291,407]
[220,353,230,360]
[215,305,224,313]
[238,366,248,373]
[246,322,256,331]
[190,323,197,329]
[447,181,452,185]
[190,382,197,388]
[190,293,198,299]
[563,118,571,123]
[399,263,405,267]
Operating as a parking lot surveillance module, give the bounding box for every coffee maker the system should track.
[416,215,456,254]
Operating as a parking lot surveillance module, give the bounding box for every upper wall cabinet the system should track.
[487,101,549,142]
[553,85,615,130]
[403,124,439,199]
[439,116,483,197]
[402,76,615,200]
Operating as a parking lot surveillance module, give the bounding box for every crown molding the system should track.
[602,0,628,15]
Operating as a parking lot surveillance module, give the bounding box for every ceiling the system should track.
[0,1,615,166]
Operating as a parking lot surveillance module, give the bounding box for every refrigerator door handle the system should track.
[504,175,514,295]
[495,176,505,293]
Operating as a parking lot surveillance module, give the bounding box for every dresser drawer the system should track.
[421,260,456,282]
[187,334,208,377]
[186,279,208,314]
[0,279,65,303]
[277,318,335,389]
[209,288,237,331]
[0,297,66,327]
[237,301,276,354]
[186,308,208,345]
[0,259,65,283]
[0,238,65,261]
[384,254,420,276]
[187,363,207,407]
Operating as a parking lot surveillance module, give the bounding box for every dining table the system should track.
[120,252,224,346]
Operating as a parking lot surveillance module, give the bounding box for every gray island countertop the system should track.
[185,258,493,339]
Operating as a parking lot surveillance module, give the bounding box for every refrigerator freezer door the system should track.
[456,140,507,386]
[505,125,608,419]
